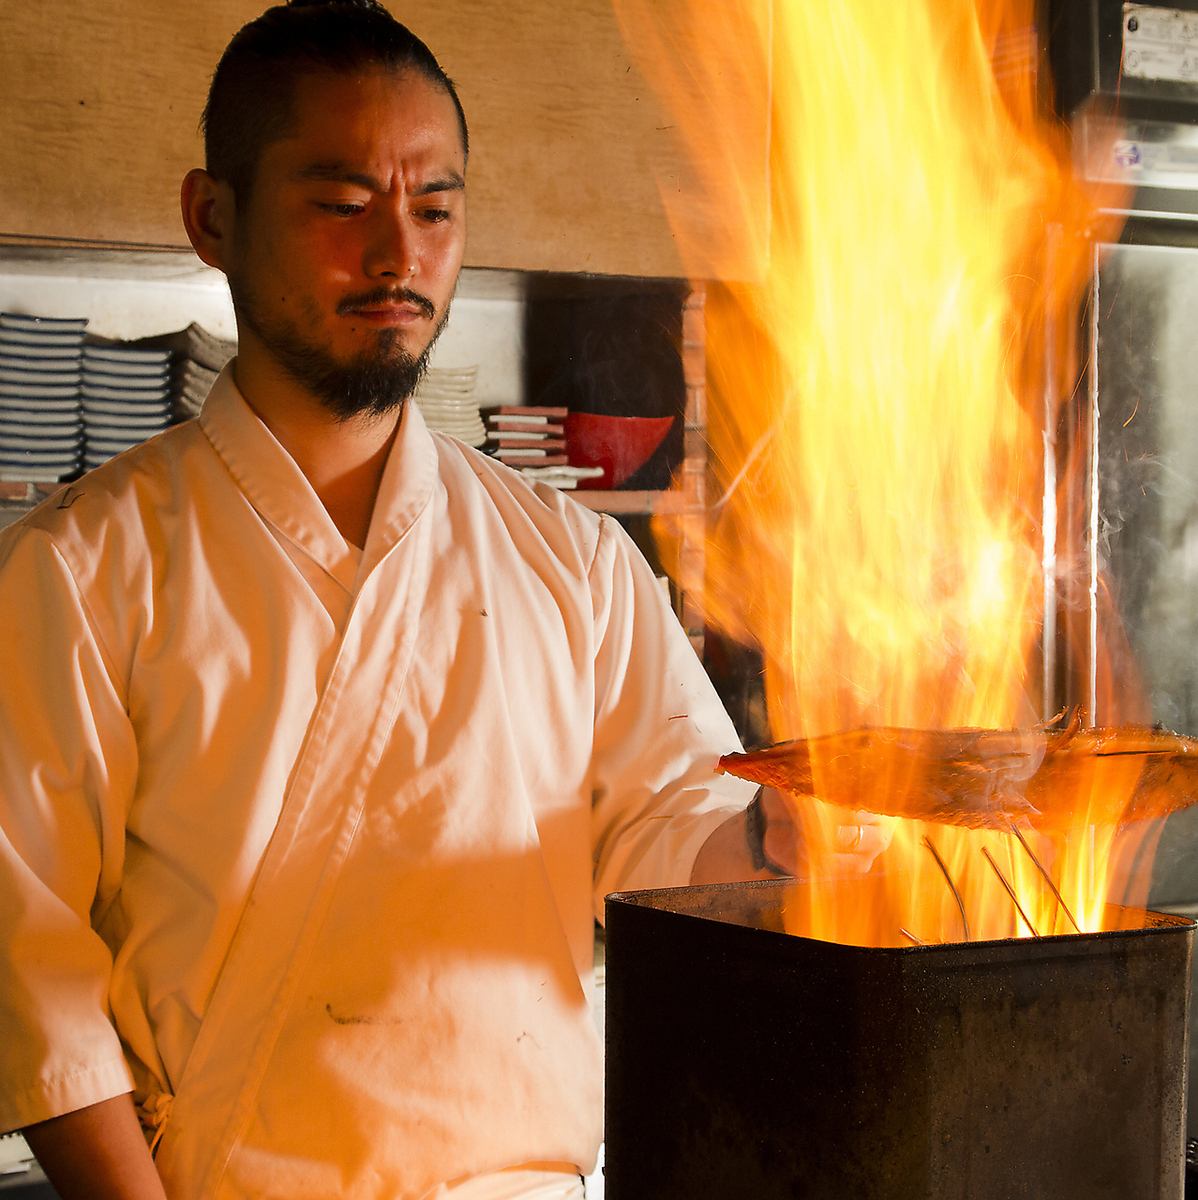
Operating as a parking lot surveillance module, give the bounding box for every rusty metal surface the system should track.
[604,879,1194,1200]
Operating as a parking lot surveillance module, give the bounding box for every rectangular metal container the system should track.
[604,879,1194,1200]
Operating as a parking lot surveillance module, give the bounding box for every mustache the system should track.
[338,287,436,321]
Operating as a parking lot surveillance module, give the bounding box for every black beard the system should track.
[229,276,449,422]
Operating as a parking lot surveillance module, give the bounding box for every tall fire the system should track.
[617,0,1198,944]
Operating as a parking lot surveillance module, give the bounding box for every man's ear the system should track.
[181,168,237,272]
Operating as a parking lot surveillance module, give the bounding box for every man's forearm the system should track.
[23,1093,167,1200]
[690,806,774,883]
[690,788,894,883]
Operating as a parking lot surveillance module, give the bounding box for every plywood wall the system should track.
[0,1,769,279]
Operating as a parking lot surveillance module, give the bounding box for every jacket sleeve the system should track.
[0,524,138,1131]
[588,514,756,918]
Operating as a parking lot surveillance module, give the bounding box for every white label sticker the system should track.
[1124,4,1198,82]
[1079,111,1198,192]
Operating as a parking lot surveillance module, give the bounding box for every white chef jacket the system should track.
[0,367,753,1199]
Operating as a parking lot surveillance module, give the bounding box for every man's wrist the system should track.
[691,796,788,884]
[744,790,789,876]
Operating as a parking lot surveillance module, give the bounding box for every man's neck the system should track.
[232,354,400,551]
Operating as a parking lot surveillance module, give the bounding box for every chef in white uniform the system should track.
[0,3,887,1197]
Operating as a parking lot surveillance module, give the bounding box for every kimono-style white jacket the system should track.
[0,368,752,1199]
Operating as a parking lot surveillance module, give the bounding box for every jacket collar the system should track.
[199,364,438,587]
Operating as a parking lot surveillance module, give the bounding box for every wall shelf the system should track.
[571,488,700,516]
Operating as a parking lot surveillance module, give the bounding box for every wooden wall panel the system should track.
[0,1,768,279]
[0,2,240,250]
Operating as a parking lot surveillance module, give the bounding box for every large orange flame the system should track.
[616,0,1157,944]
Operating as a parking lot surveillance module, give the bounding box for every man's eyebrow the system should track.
[414,174,466,196]
[294,164,466,195]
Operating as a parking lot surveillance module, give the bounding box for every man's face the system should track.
[225,67,467,421]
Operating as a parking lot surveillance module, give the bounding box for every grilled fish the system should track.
[718,721,1198,832]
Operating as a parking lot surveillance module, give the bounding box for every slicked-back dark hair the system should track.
[201,0,468,202]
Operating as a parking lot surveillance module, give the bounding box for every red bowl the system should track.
[564,411,676,489]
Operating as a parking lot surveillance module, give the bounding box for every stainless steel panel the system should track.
[1093,238,1198,738]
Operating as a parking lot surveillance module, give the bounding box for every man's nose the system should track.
[363,206,417,280]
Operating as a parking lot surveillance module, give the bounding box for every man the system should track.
[0,3,886,1197]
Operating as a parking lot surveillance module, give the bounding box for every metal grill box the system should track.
[604,879,1194,1200]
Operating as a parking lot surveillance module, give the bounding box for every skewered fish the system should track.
[718,720,1198,832]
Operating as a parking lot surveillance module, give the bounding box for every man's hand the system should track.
[758,787,893,878]
[691,787,892,884]
[22,1094,167,1200]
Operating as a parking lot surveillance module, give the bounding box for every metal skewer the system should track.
[923,834,971,942]
[1006,821,1082,934]
[981,845,1041,937]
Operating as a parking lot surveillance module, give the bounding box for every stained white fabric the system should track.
[431,1167,583,1199]
[0,366,753,1198]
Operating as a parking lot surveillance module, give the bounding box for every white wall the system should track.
[0,251,237,340]
[431,293,524,406]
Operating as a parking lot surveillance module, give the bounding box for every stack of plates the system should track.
[412,365,485,447]
[175,359,220,420]
[82,342,173,470]
[130,322,236,421]
[0,313,87,482]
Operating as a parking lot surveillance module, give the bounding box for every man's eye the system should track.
[318,202,366,217]
[420,208,451,224]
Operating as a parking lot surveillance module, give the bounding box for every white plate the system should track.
[424,365,476,379]
[0,333,85,354]
[0,437,81,452]
[84,409,169,425]
[417,398,479,412]
[0,384,79,400]
[418,400,482,415]
[0,352,81,367]
[520,465,604,477]
[1,313,87,333]
[0,466,75,482]
[82,398,171,416]
[83,370,171,388]
[0,422,82,441]
[0,410,82,429]
[87,438,148,454]
[0,396,79,415]
[421,413,484,427]
[82,409,170,427]
[426,423,487,439]
[85,422,169,439]
[0,433,81,446]
[83,346,172,367]
[0,339,85,354]
[0,367,82,386]
[0,449,81,465]
[179,364,218,385]
[82,384,170,402]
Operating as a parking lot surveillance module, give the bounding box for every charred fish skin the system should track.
[718,724,1198,832]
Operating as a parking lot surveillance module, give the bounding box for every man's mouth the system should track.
[339,288,437,326]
